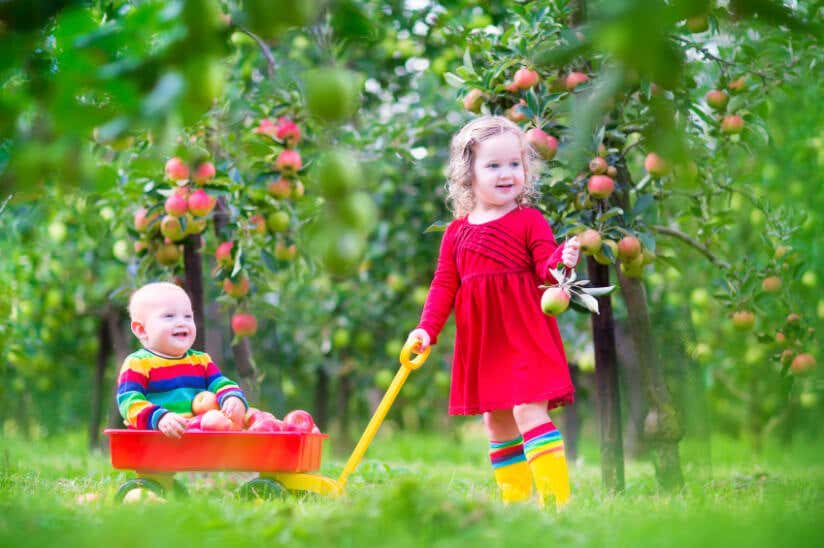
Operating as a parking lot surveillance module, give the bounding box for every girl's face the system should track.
[470,132,525,214]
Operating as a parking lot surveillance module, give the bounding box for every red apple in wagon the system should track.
[283,410,315,433]
[247,416,284,433]
[186,415,203,431]
[191,391,219,415]
[201,409,234,431]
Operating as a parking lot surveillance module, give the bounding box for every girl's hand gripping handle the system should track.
[400,338,431,370]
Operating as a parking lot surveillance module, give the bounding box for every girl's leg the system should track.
[483,408,533,503]
[512,401,571,508]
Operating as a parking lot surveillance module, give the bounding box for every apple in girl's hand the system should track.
[186,415,203,431]
[191,391,219,415]
[283,410,315,433]
[200,409,234,431]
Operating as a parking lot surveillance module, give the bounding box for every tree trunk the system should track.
[89,309,112,450]
[183,234,205,352]
[232,336,259,404]
[106,310,132,431]
[336,368,353,451]
[562,363,582,461]
[587,257,625,493]
[614,320,646,458]
[616,269,685,490]
[314,365,330,431]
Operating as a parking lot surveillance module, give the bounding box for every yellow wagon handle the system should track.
[336,339,431,489]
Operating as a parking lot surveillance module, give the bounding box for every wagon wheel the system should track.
[239,478,288,500]
[114,477,166,503]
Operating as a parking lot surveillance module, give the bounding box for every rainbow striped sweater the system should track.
[117,348,247,430]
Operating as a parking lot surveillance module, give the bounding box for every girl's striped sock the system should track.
[489,436,532,503]
[523,421,571,509]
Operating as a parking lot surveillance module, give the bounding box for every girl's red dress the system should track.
[417,206,575,415]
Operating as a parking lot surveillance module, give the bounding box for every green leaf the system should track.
[424,220,449,234]
[443,72,465,88]
[261,249,278,272]
[580,285,616,297]
[570,291,600,314]
[632,194,654,217]
[463,47,475,75]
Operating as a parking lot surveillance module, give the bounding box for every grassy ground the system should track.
[1,423,823,548]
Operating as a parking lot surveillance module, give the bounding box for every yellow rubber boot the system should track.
[489,437,533,503]
[523,422,571,509]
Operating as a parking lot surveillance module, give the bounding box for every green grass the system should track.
[2,425,823,547]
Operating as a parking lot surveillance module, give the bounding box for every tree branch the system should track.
[236,25,276,78]
[651,224,731,270]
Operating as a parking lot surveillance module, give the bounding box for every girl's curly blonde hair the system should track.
[445,115,541,219]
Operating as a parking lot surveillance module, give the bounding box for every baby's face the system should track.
[137,290,196,358]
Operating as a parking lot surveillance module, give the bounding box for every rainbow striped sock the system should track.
[523,421,570,509]
[489,436,532,503]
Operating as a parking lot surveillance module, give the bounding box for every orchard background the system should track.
[1,1,823,545]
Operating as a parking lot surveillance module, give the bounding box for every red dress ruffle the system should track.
[417,206,575,415]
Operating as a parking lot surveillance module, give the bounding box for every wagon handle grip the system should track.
[399,339,431,370]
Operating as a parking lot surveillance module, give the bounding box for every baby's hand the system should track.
[221,396,246,430]
[406,328,431,353]
[562,236,581,269]
[157,412,187,439]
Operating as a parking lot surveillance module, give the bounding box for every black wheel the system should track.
[239,478,288,500]
[114,477,165,503]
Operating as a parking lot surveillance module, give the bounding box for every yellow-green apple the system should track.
[223,275,250,298]
[732,310,755,331]
[541,287,570,316]
[706,90,728,111]
[463,88,484,113]
[192,391,219,415]
[579,229,602,255]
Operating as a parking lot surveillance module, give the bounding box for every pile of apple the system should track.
[185,391,320,434]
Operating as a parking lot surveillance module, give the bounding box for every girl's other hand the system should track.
[406,328,431,352]
[562,236,581,268]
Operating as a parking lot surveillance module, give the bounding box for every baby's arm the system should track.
[116,358,170,430]
[415,222,460,346]
[157,412,187,438]
[204,358,248,410]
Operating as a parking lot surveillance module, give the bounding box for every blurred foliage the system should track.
[0,0,822,452]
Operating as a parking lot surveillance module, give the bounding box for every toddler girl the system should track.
[406,116,580,508]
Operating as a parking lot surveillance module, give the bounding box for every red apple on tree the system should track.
[231,313,258,337]
[187,189,215,217]
[165,157,189,181]
[193,162,215,184]
[525,128,558,160]
[588,175,614,200]
[165,193,189,217]
[644,153,669,177]
[617,236,642,262]
[721,114,744,134]
[267,178,292,199]
[589,156,608,175]
[705,90,729,111]
[510,67,539,90]
[283,410,315,433]
[463,88,484,113]
[276,149,302,175]
[215,241,233,267]
[565,71,589,91]
[275,117,301,146]
[192,391,219,415]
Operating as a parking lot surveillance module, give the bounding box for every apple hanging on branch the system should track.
[540,266,616,317]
